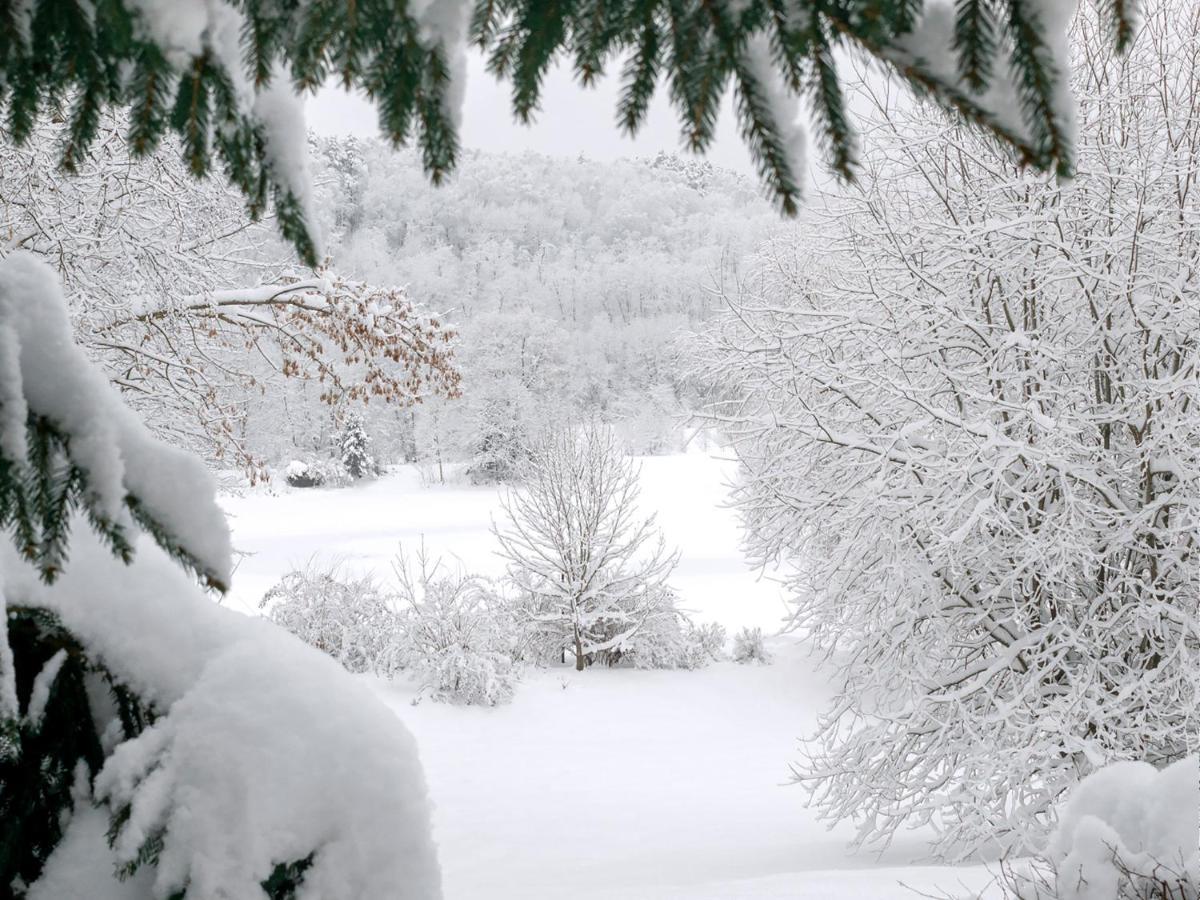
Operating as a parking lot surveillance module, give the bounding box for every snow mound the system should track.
[3,530,441,899]
[1049,756,1199,900]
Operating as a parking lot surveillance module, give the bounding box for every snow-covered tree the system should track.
[0,254,439,897]
[447,310,572,483]
[339,412,377,480]
[494,423,679,671]
[695,1,1200,857]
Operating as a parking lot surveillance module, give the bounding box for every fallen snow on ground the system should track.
[373,643,995,900]
[222,450,999,899]
[221,450,792,631]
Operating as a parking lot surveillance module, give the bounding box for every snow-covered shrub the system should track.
[625,619,728,670]
[0,253,440,897]
[687,622,729,665]
[598,590,726,670]
[284,458,323,487]
[260,551,523,706]
[339,412,378,479]
[282,457,350,489]
[260,562,403,676]
[394,549,521,706]
[732,627,770,664]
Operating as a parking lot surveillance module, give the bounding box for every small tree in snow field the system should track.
[339,412,377,479]
[732,627,771,665]
[494,423,679,671]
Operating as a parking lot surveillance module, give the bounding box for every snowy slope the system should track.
[221,451,998,899]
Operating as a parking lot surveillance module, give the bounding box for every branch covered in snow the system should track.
[0,252,231,589]
[3,532,441,899]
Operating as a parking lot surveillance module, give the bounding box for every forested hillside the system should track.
[291,143,780,478]
[2,123,777,480]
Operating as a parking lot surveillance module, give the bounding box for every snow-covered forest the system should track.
[0,2,1196,900]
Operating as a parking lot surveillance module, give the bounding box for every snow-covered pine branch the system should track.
[0,254,441,897]
[493,423,680,671]
[694,0,1200,858]
[0,0,1132,249]
[0,252,231,588]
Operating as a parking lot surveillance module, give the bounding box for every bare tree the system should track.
[492,423,679,671]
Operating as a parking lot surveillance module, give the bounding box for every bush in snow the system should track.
[260,562,402,676]
[687,622,729,665]
[339,412,378,479]
[0,253,439,897]
[282,456,353,489]
[393,549,522,706]
[494,422,680,671]
[261,550,521,706]
[284,459,322,487]
[630,618,729,670]
[591,589,727,671]
[732,627,770,665]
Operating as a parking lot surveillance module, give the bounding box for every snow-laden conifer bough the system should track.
[0,0,1141,268]
[0,253,440,898]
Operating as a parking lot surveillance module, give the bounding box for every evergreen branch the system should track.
[617,9,660,134]
[953,0,999,92]
[823,9,1046,171]
[805,15,857,182]
[1006,0,1073,176]
[731,54,801,216]
[1105,0,1141,53]
[510,0,570,123]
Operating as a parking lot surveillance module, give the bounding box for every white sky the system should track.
[305,50,758,175]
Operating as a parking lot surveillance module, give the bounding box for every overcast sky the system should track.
[305,50,758,175]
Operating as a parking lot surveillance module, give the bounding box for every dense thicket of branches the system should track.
[695,1,1199,857]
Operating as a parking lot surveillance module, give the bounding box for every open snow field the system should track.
[221,450,997,899]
